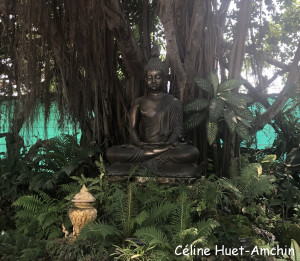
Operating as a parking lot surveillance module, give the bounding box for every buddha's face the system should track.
[145,70,164,92]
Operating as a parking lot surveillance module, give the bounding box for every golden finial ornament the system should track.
[68,185,97,238]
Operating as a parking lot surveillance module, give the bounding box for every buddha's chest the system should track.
[140,100,162,118]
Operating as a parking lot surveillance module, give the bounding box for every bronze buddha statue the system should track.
[106,51,199,177]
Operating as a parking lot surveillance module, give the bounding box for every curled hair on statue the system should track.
[144,44,168,76]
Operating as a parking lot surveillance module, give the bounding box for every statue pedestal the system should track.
[106,162,201,178]
[104,175,199,185]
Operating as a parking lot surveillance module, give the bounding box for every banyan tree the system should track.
[1,0,300,176]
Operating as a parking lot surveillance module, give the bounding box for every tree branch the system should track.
[228,0,252,78]
[252,42,300,132]
[101,0,146,78]
[158,0,186,101]
[183,0,206,83]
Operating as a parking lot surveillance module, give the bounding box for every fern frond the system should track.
[46,229,62,240]
[145,201,176,225]
[235,164,275,203]
[191,219,219,246]
[13,195,43,212]
[218,178,243,201]
[80,221,122,240]
[135,210,149,225]
[170,192,191,235]
[196,219,219,238]
[15,209,35,220]
[59,182,80,194]
[199,180,224,208]
[29,173,57,191]
[38,191,55,206]
[135,226,169,247]
[37,213,60,229]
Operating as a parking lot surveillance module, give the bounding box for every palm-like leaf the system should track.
[236,123,250,141]
[220,92,247,109]
[184,111,207,129]
[229,105,254,121]
[184,98,209,112]
[208,99,224,122]
[208,72,219,97]
[291,239,300,261]
[194,76,213,95]
[223,109,237,133]
[218,79,244,93]
[206,121,218,145]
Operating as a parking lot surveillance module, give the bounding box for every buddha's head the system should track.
[144,46,167,93]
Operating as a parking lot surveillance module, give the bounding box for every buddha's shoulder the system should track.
[133,96,144,105]
[164,93,180,104]
[165,93,178,100]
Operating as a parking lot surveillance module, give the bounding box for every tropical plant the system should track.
[269,169,300,219]
[184,72,254,145]
[16,135,99,192]
[290,239,300,261]
[0,230,48,260]
[12,190,68,240]
[112,239,155,261]
[46,238,110,261]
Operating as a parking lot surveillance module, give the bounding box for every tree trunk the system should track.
[220,0,252,177]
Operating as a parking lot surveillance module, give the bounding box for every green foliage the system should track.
[234,163,275,204]
[12,191,66,239]
[260,154,277,170]
[2,152,298,260]
[46,238,109,261]
[0,230,48,260]
[170,192,192,236]
[135,226,169,247]
[185,72,254,145]
[206,121,218,146]
[184,98,209,112]
[79,221,122,241]
[194,76,213,95]
[269,170,300,220]
[291,239,300,261]
[112,240,155,261]
[184,111,207,129]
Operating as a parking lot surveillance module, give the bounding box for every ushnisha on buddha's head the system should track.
[144,46,168,94]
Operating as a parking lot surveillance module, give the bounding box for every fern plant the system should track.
[184,72,254,145]
[234,163,276,205]
[12,191,67,240]
[16,134,100,192]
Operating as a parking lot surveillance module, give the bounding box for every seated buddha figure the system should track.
[106,52,199,177]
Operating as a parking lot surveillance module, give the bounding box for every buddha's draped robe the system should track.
[106,94,199,164]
